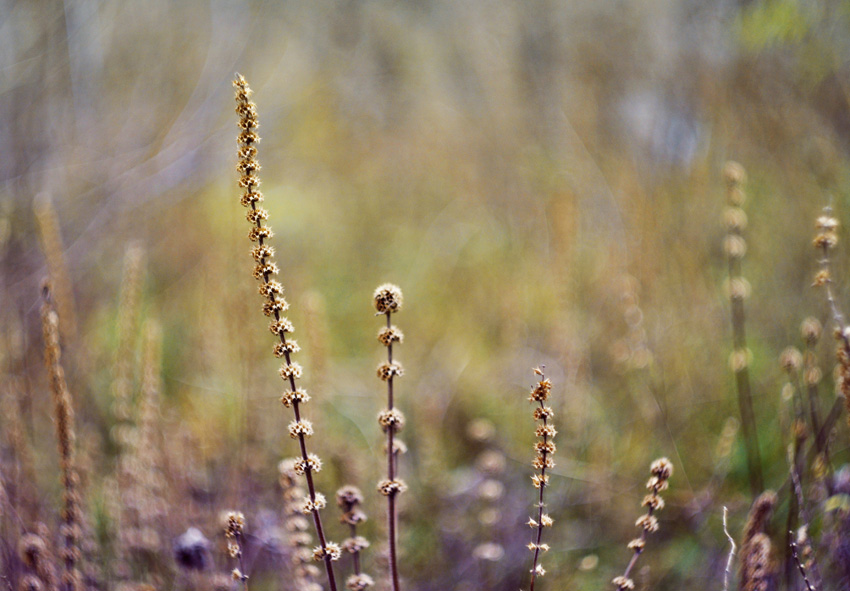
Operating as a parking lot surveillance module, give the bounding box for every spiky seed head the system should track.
[529,378,552,402]
[281,388,310,408]
[814,231,838,250]
[533,406,554,420]
[223,511,245,538]
[535,424,557,438]
[816,215,839,231]
[340,536,370,553]
[279,362,303,380]
[635,514,659,532]
[341,508,367,526]
[301,494,327,514]
[377,479,408,496]
[345,573,375,591]
[336,486,364,508]
[531,474,549,489]
[612,576,636,590]
[288,420,314,439]
[293,454,323,475]
[377,325,404,346]
[312,542,341,562]
[373,284,403,314]
[801,317,822,343]
[377,408,405,432]
[377,361,404,381]
[627,538,645,551]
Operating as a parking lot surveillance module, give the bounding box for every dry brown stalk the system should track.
[722,161,763,497]
[612,458,673,591]
[373,283,406,591]
[34,194,77,343]
[337,486,374,591]
[526,367,555,591]
[740,491,777,591]
[233,74,339,591]
[40,284,82,591]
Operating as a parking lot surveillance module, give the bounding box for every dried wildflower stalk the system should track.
[280,460,322,591]
[337,486,374,591]
[812,209,850,429]
[612,458,672,591]
[800,317,833,490]
[224,511,248,590]
[739,490,777,591]
[34,194,77,343]
[790,528,816,591]
[40,284,82,591]
[721,161,763,496]
[374,283,406,591]
[233,74,339,591]
[526,367,555,591]
[119,321,167,578]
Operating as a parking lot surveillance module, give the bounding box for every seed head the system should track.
[373,284,403,314]
[377,479,408,496]
[377,361,404,381]
[346,573,375,591]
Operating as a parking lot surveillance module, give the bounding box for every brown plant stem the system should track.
[385,311,400,591]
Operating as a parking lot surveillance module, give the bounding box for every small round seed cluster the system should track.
[373,284,403,314]
[612,458,673,591]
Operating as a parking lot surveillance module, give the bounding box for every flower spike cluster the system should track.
[612,458,673,591]
[336,486,374,591]
[374,283,406,591]
[233,74,339,591]
[223,511,248,589]
[527,367,555,591]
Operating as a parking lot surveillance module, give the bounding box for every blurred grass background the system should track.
[3,0,850,589]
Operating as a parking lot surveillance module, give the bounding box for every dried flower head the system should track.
[377,408,406,432]
[346,573,375,591]
[377,361,404,381]
[378,326,404,346]
[313,543,342,562]
[336,486,364,509]
[223,511,245,539]
[377,479,408,496]
[373,284,403,314]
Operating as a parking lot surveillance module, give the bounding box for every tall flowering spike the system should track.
[336,486,374,591]
[527,367,555,591]
[612,458,673,591]
[40,283,82,591]
[233,75,339,591]
[721,161,763,497]
[223,511,248,590]
[374,283,405,591]
[739,491,777,591]
[811,207,850,427]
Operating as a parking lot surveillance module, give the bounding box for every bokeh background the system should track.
[3,0,850,589]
